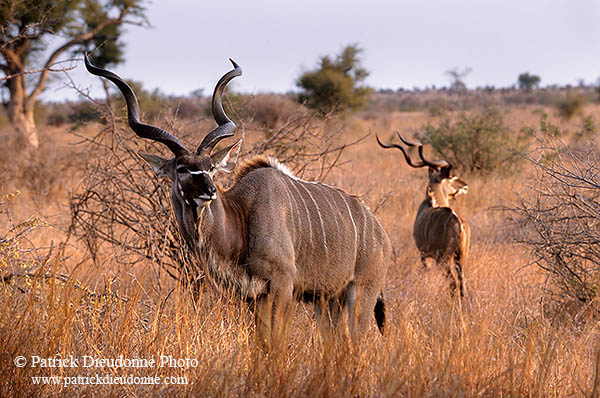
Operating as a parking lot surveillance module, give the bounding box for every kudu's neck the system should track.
[196,190,246,259]
[173,187,246,260]
[187,189,264,298]
[424,186,450,209]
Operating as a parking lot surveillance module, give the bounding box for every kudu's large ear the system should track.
[138,151,175,180]
[440,165,453,179]
[448,176,468,199]
[212,139,242,173]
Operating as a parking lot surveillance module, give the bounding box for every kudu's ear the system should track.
[440,165,453,179]
[448,176,468,198]
[212,139,242,173]
[138,151,175,180]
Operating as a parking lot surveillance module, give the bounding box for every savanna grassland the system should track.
[1,91,599,397]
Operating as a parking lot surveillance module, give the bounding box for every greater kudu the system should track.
[85,55,390,347]
[377,133,469,296]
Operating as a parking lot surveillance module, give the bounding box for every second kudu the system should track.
[85,55,390,348]
[378,133,469,297]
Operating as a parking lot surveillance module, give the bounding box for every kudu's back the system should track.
[228,157,390,304]
[413,202,468,265]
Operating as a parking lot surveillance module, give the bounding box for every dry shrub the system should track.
[240,94,300,130]
[68,119,196,286]
[172,96,210,120]
[0,192,46,277]
[511,136,600,311]
[556,93,587,120]
[0,126,77,202]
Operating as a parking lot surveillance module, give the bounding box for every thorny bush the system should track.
[511,133,600,312]
[417,108,527,174]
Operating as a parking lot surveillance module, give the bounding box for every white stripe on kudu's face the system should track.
[189,169,214,177]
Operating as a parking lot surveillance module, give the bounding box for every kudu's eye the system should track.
[176,166,189,174]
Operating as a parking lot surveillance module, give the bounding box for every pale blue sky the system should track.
[45,0,600,101]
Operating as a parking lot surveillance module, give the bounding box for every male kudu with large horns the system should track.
[84,55,390,348]
[377,133,469,297]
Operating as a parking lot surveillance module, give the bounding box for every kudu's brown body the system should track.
[85,56,390,347]
[378,133,469,296]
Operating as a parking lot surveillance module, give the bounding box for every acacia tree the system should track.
[0,0,147,148]
[296,44,371,115]
[518,72,541,92]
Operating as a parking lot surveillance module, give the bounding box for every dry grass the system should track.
[1,104,599,397]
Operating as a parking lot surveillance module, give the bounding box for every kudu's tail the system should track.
[375,292,385,335]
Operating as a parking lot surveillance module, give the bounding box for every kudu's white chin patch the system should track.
[194,194,216,208]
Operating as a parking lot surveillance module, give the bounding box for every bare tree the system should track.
[445,66,472,94]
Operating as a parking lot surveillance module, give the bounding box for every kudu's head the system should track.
[377,132,468,207]
[84,55,242,209]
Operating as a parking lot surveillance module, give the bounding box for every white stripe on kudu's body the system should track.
[85,56,390,350]
[377,133,470,297]
[298,182,328,256]
[288,179,315,251]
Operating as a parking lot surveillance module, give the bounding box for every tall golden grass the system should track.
[1,104,599,397]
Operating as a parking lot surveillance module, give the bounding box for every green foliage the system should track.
[68,101,100,124]
[112,80,170,121]
[0,1,76,42]
[517,72,541,92]
[76,20,124,69]
[556,93,587,120]
[47,110,69,127]
[1,0,145,62]
[417,108,525,174]
[520,112,567,139]
[576,114,597,140]
[539,112,566,137]
[296,44,371,115]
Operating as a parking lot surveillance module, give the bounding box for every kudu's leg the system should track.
[420,254,429,269]
[270,278,294,351]
[453,250,465,297]
[313,295,342,345]
[313,299,329,340]
[317,298,343,343]
[248,235,295,350]
[443,256,463,298]
[343,282,357,338]
[254,283,294,351]
[314,284,355,343]
[254,294,273,351]
[352,284,380,340]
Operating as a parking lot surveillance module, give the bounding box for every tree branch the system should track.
[0,60,77,82]
[1,48,24,69]
[25,7,131,106]
[0,22,44,52]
